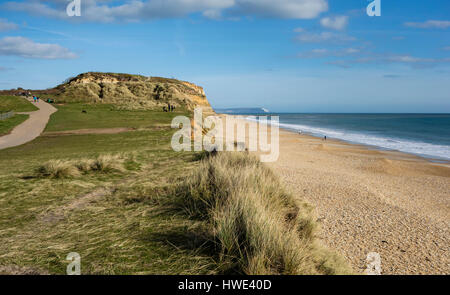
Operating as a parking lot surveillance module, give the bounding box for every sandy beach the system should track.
[230,116,450,274]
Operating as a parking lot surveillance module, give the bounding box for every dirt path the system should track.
[0,98,57,150]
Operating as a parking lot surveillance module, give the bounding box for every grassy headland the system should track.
[0,102,351,274]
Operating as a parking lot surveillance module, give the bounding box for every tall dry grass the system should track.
[176,152,352,275]
[36,154,126,179]
[90,154,126,173]
[36,160,81,179]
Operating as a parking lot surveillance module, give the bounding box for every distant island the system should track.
[214,107,270,114]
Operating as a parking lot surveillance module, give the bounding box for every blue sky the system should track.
[0,0,449,112]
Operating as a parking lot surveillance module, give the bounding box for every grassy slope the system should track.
[0,105,216,275]
[0,95,38,112]
[0,114,29,136]
[45,103,189,132]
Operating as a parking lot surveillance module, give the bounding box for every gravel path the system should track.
[0,98,57,150]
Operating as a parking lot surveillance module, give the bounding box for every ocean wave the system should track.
[246,117,450,160]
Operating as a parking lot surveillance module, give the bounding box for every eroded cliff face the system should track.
[48,72,213,111]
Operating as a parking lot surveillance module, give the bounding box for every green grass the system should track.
[0,95,38,112]
[0,104,222,274]
[45,103,189,132]
[0,114,29,136]
[0,102,351,275]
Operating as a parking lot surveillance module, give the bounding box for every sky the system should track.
[0,0,449,113]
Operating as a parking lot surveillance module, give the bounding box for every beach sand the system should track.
[228,116,450,274]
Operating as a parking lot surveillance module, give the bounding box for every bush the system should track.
[36,154,126,179]
[75,159,94,173]
[90,155,125,173]
[36,160,81,179]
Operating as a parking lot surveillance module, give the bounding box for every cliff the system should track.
[4,72,213,111]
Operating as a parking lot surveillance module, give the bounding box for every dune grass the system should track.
[0,114,29,136]
[36,160,81,179]
[175,152,352,275]
[36,154,127,179]
[0,95,38,112]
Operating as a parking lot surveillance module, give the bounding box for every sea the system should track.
[241,113,450,162]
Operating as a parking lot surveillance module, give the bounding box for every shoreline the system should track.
[285,128,450,165]
[283,128,450,166]
[229,114,450,274]
[231,113,450,164]
[230,114,450,166]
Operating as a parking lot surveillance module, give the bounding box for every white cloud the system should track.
[344,48,359,54]
[327,54,450,69]
[3,0,328,22]
[0,18,18,31]
[0,36,78,59]
[387,55,424,63]
[295,31,355,43]
[385,55,449,64]
[202,9,223,20]
[443,46,450,51]
[231,0,328,19]
[404,20,450,29]
[297,47,360,58]
[320,15,348,30]
[297,48,328,58]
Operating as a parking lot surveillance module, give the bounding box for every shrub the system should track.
[90,155,125,173]
[36,160,81,179]
[75,159,94,173]
[36,154,127,179]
